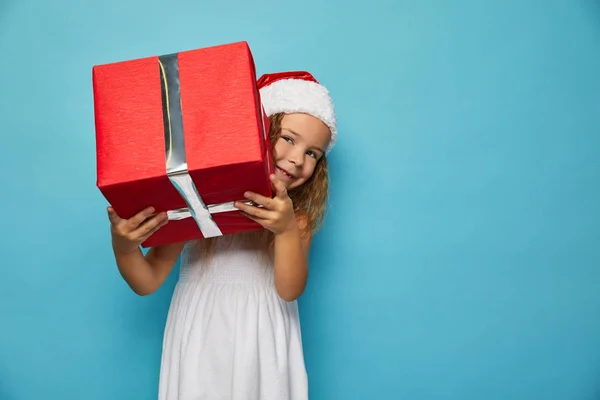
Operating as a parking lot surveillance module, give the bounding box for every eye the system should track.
[306,150,317,159]
[281,135,293,144]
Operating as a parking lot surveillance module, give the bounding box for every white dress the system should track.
[158,232,308,400]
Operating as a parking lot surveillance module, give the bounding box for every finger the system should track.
[243,191,274,209]
[139,217,169,242]
[133,212,167,237]
[234,201,272,220]
[128,206,156,228]
[239,210,269,226]
[107,207,122,225]
[270,174,288,199]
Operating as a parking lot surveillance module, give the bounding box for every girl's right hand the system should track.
[107,206,169,254]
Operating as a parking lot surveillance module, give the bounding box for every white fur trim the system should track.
[259,79,337,154]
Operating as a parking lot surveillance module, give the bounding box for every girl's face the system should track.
[273,113,331,190]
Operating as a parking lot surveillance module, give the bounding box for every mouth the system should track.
[276,166,295,179]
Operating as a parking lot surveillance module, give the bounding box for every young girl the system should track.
[106,71,337,399]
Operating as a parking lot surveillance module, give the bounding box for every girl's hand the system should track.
[107,206,168,254]
[235,175,297,235]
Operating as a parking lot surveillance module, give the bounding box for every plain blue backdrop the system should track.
[1,0,600,399]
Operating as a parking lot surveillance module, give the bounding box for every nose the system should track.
[288,148,304,166]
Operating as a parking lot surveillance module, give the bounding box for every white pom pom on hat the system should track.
[257,71,337,154]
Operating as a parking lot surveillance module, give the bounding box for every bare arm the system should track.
[233,175,314,302]
[114,241,185,296]
[107,206,185,296]
[273,216,312,301]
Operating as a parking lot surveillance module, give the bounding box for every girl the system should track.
[106,70,337,399]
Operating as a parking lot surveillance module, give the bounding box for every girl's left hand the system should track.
[234,174,297,235]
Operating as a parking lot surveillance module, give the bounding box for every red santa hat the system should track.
[257,71,337,154]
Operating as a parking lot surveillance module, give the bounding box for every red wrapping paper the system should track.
[93,41,273,247]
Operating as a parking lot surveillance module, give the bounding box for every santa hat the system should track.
[257,71,337,154]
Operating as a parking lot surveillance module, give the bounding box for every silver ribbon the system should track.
[157,53,266,237]
[158,53,225,238]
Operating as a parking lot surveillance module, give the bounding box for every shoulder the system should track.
[295,212,311,235]
[296,213,309,229]
[295,213,314,254]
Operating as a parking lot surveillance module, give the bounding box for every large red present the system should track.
[92,41,273,247]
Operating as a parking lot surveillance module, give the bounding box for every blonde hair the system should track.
[201,112,330,256]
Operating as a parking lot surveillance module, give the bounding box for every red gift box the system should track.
[93,41,273,247]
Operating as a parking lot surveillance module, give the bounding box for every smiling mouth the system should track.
[276,166,295,179]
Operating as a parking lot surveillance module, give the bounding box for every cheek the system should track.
[300,162,317,179]
[273,138,286,159]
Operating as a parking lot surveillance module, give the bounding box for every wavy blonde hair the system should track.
[201,112,330,256]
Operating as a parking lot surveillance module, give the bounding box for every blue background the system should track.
[1,0,600,399]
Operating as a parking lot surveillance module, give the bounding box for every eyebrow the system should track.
[281,127,325,154]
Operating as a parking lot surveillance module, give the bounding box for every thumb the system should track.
[270,174,288,199]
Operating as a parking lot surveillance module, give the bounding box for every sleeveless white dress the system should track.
[158,232,308,400]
